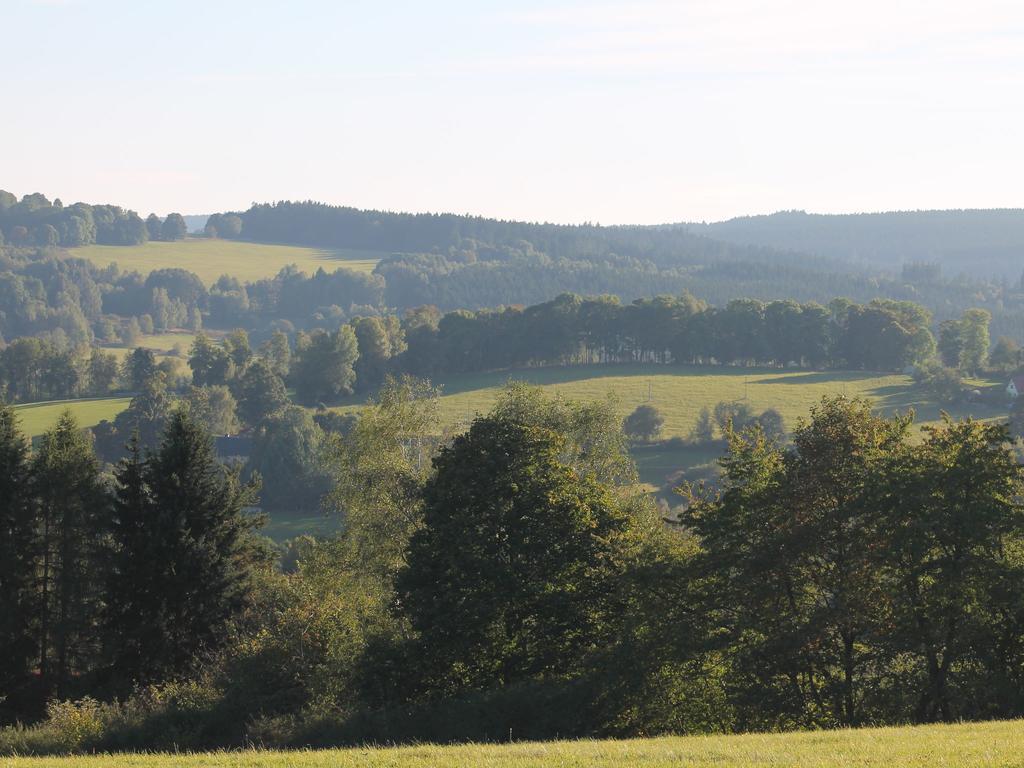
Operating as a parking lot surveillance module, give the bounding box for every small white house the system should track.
[1006,376,1024,398]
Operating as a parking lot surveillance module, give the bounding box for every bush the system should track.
[623,404,664,442]
[0,699,104,756]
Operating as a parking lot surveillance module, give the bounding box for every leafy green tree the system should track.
[105,412,261,687]
[223,329,252,369]
[145,213,162,241]
[623,404,664,442]
[234,358,288,426]
[713,401,755,433]
[684,397,911,728]
[291,327,359,405]
[122,347,158,391]
[246,406,329,511]
[938,319,964,368]
[189,332,234,387]
[121,317,142,347]
[0,405,37,715]
[396,411,632,694]
[93,378,173,463]
[755,408,786,442]
[87,349,119,395]
[325,376,440,584]
[689,406,716,443]
[160,213,187,241]
[182,385,240,435]
[958,308,991,373]
[352,315,406,392]
[260,330,291,379]
[873,418,1024,721]
[914,361,964,404]
[32,411,108,698]
[989,336,1021,372]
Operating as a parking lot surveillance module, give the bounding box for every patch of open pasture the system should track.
[13,397,132,439]
[425,364,923,438]
[69,239,382,285]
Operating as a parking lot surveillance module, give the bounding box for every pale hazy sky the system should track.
[4,0,1023,223]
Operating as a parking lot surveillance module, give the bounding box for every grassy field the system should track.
[70,239,382,285]
[357,364,1006,438]
[4,719,1022,767]
[100,331,198,361]
[13,397,132,438]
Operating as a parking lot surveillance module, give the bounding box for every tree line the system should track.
[0,190,188,249]
[6,215,1024,358]
[0,405,263,725]
[2,384,1024,753]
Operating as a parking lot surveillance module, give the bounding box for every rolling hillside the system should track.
[689,209,1024,279]
[340,364,1006,438]
[4,719,1021,767]
[69,238,382,285]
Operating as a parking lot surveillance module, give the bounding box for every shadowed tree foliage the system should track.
[0,404,36,719]
[104,412,262,689]
[396,410,634,695]
[31,411,108,700]
[291,327,359,405]
[623,404,664,442]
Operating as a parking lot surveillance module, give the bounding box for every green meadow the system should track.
[4,719,1021,767]
[100,331,198,362]
[70,239,382,285]
[13,397,132,439]
[342,364,1006,438]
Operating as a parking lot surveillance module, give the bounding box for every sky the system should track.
[3,0,1024,224]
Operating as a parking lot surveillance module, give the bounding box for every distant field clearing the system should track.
[357,364,1006,438]
[69,239,382,285]
[5,719,1022,767]
[14,397,132,438]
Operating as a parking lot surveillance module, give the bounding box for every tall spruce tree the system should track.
[105,411,261,686]
[0,404,37,719]
[32,411,107,699]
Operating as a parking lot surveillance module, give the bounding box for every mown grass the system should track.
[13,397,132,439]
[70,239,382,285]
[4,719,1022,767]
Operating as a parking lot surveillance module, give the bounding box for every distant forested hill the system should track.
[688,209,1024,279]
[208,201,851,272]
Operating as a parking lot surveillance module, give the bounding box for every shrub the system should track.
[623,404,665,442]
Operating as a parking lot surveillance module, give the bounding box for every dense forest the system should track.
[691,209,1024,280]
[6,190,1024,346]
[3,386,1024,753]
[203,200,1024,337]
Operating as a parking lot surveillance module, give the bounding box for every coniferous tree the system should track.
[0,404,37,719]
[106,411,261,685]
[102,434,153,690]
[32,411,107,699]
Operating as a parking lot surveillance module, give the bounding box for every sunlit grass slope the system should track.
[6,719,1023,767]
[404,364,1006,438]
[13,397,132,439]
[71,239,381,285]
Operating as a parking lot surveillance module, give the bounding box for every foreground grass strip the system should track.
[5,720,1024,767]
